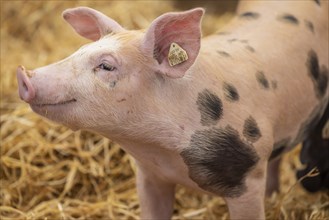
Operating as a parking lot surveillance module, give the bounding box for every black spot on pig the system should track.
[256,71,270,89]
[239,12,260,19]
[240,39,249,44]
[306,50,328,99]
[223,82,239,102]
[304,20,315,33]
[308,50,320,79]
[217,51,231,57]
[245,45,255,53]
[271,80,278,90]
[297,102,329,192]
[243,116,262,143]
[180,125,260,197]
[313,0,321,6]
[277,14,299,25]
[197,89,223,126]
[109,81,117,88]
[269,138,291,160]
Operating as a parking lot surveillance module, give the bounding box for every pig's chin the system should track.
[30,99,78,128]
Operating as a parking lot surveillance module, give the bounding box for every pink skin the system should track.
[17,2,328,220]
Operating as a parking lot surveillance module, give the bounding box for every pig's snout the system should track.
[17,66,36,102]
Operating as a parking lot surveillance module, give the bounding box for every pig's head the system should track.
[17,7,203,137]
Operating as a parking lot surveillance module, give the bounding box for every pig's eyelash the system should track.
[99,63,116,71]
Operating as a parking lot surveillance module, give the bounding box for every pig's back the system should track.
[197,0,328,149]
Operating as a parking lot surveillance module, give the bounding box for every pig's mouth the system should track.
[30,98,78,127]
[31,98,77,108]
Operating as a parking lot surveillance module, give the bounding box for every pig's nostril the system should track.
[17,66,36,102]
[23,81,28,91]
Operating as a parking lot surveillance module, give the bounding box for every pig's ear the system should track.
[62,7,124,41]
[141,8,204,78]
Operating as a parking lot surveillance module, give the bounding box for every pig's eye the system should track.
[99,63,116,71]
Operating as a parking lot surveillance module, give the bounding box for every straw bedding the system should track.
[1,1,328,219]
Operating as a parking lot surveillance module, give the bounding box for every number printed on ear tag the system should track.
[168,43,189,67]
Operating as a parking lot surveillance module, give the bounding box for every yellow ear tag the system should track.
[168,43,189,67]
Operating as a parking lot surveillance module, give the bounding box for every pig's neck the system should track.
[94,115,191,163]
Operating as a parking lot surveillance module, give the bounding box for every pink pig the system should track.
[17,1,328,219]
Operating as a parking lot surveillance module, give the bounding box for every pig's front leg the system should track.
[225,161,268,220]
[136,162,176,220]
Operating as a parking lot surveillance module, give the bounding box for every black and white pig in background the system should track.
[16,0,328,219]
